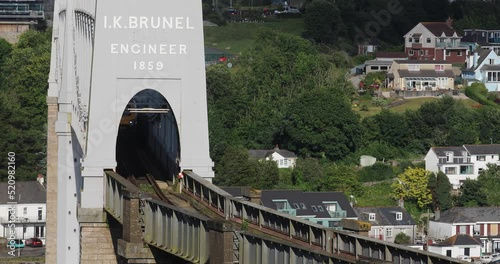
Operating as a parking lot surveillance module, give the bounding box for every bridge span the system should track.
[101,169,464,264]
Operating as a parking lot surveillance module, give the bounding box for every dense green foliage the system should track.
[394,232,411,244]
[0,30,51,181]
[428,172,452,211]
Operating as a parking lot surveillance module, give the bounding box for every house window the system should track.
[414,37,420,43]
[487,72,500,82]
[457,51,462,56]
[280,160,283,165]
[445,167,457,174]
[446,250,452,257]
[274,201,287,210]
[300,203,306,209]
[380,66,388,70]
[490,59,495,64]
[464,248,470,256]
[35,226,45,238]
[419,50,424,55]
[396,212,403,221]
[325,204,337,212]
[311,205,317,212]
[386,228,393,237]
[460,165,473,175]
[435,65,444,71]
[23,207,27,216]
[425,50,429,55]
[38,207,42,221]
[478,168,484,174]
[408,37,412,43]
[317,206,324,212]
[293,203,300,209]
[459,225,466,234]
[284,159,288,166]
[446,152,452,162]
[446,50,451,56]
[427,38,431,43]
[369,213,376,221]
[371,66,379,70]
[408,65,420,71]
[409,50,414,56]
[477,156,486,161]
[474,225,480,235]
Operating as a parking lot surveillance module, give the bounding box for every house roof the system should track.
[436,207,500,223]
[0,181,46,204]
[438,234,481,246]
[260,190,358,218]
[431,146,468,157]
[394,60,451,65]
[248,147,297,159]
[375,52,407,59]
[481,65,500,71]
[354,207,416,226]
[465,48,493,71]
[397,69,455,78]
[421,22,457,37]
[463,144,500,155]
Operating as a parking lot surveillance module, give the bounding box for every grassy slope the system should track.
[354,97,479,119]
[203,19,305,55]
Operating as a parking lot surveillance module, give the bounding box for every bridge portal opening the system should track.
[116,89,180,184]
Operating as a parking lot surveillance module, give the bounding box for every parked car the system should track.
[25,237,43,247]
[7,239,24,248]
[457,255,472,262]
[480,254,493,263]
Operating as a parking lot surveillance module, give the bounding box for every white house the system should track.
[354,207,417,244]
[461,48,500,91]
[0,178,46,243]
[428,207,500,254]
[425,144,500,189]
[428,234,482,259]
[248,146,297,169]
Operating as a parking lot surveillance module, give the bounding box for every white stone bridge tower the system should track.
[45,0,214,262]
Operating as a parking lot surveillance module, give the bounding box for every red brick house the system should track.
[404,20,469,63]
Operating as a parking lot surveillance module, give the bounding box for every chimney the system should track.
[435,207,441,221]
[446,17,453,28]
[242,187,261,205]
[37,174,44,185]
[473,52,478,67]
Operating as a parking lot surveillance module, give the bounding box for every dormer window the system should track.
[435,65,444,71]
[396,212,403,220]
[369,213,376,221]
[317,205,324,212]
[311,205,317,212]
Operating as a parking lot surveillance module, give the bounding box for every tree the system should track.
[394,232,411,244]
[303,0,342,44]
[214,145,258,187]
[321,163,363,196]
[477,164,500,206]
[457,179,487,207]
[291,158,324,191]
[282,87,363,160]
[428,171,452,211]
[392,167,432,208]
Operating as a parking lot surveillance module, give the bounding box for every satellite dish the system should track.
[227,63,233,68]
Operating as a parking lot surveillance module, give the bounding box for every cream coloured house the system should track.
[387,60,455,90]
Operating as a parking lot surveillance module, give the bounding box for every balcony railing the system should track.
[0,216,46,224]
[328,210,346,219]
[435,42,468,48]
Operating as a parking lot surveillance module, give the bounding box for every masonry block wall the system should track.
[80,223,118,264]
[208,221,235,264]
[45,97,58,264]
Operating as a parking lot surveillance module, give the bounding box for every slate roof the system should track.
[394,60,450,65]
[355,207,416,226]
[248,147,297,159]
[481,65,500,71]
[436,207,500,223]
[421,22,457,37]
[438,234,481,246]
[222,187,244,198]
[397,69,455,78]
[464,48,493,72]
[0,181,46,204]
[462,29,500,46]
[375,52,407,59]
[431,146,467,157]
[463,144,500,155]
[260,190,357,219]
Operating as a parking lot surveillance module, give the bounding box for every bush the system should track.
[358,162,395,182]
[394,232,411,244]
[465,83,497,107]
[360,104,369,111]
[371,97,387,107]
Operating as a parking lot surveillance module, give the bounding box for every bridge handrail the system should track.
[182,171,328,251]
